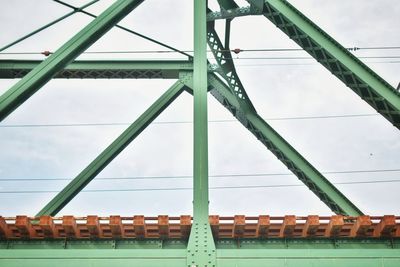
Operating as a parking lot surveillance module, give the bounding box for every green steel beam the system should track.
[187,1,216,266]
[36,80,187,216]
[0,60,193,79]
[217,0,239,10]
[208,74,363,216]
[249,0,400,129]
[2,238,399,250]
[0,0,145,122]
[0,0,100,53]
[207,6,260,21]
[207,22,257,114]
[0,239,399,266]
[224,19,232,49]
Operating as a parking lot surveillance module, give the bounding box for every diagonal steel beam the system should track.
[208,73,363,216]
[0,60,193,79]
[36,79,187,216]
[248,0,400,129]
[0,0,145,122]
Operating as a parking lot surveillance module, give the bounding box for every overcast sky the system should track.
[0,0,399,217]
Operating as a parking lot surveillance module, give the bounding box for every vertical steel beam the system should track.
[187,1,217,266]
[0,0,145,122]
[249,0,400,129]
[193,0,210,222]
[36,80,186,216]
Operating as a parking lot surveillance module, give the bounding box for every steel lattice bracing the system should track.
[0,0,399,266]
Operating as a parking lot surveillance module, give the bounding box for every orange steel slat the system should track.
[302,215,319,237]
[324,215,344,237]
[209,215,219,238]
[0,215,399,240]
[0,216,11,238]
[87,215,101,238]
[15,215,36,238]
[39,216,56,237]
[373,215,396,237]
[350,215,372,237]
[158,215,169,239]
[256,215,270,238]
[109,216,124,238]
[62,216,80,238]
[279,215,296,237]
[134,215,146,238]
[180,215,191,238]
[233,215,245,238]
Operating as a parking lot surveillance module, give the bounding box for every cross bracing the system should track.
[0,0,399,266]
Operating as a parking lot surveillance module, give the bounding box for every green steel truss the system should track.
[251,0,400,129]
[0,0,399,266]
[0,60,193,79]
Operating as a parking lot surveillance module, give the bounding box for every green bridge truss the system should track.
[0,0,399,266]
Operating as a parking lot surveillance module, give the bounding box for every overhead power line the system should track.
[0,178,399,194]
[0,113,380,128]
[0,168,398,182]
[1,46,400,55]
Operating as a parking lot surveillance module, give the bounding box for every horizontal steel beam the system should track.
[1,238,399,250]
[0,60,193,79]
[207,6,261,21]
[0,241,399,266]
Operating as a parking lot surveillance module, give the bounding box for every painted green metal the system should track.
[0,239,399,266]
[0,60,193,79]
[187,1,217,266]
[54,0,192,59]
[207,6,259,21]
[1,0,398,265]
[208,73,363,216]
[0,0,100,53]
[0,0,145,122]
[2,238,399,250]
[217,0,239,10]
[249,0,400,129]
[36,80,187,216]
[207,22,256,114]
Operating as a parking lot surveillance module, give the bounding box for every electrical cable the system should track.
[1,46,400,56]
[0,178,399,194]
[0,168,398,182]
[0,114,380,128]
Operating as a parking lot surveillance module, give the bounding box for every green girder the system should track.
[36,80,187,216]
[0,0,145,122]
[0,239,399,266]
[0,60,193,79]
[248,0,400,129]
[187,1,217,266]
[208,73,363,216]
[217,0,239,10]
